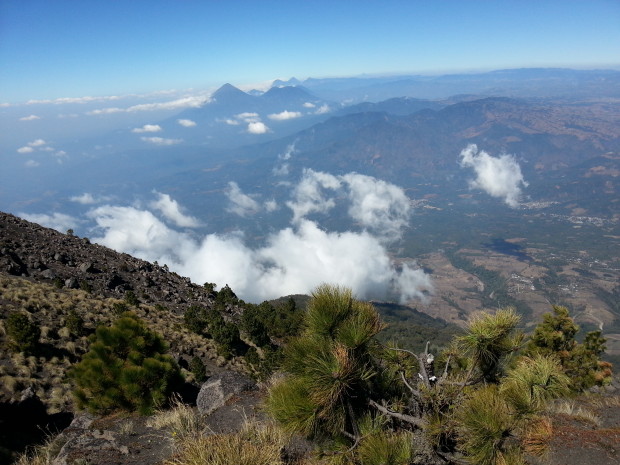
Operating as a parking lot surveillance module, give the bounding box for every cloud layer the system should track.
[459,144,528,208]
[80,172,429,304]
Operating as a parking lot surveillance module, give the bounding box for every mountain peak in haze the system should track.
[212,83,248,100]
[272,77,302,87]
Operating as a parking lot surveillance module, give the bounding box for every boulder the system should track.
[196,370,256,415]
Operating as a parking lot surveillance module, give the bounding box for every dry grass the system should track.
[0,273,234,412]
[166,420,288,465]
[147,397,204,439]
[14,434,65,465]
[521,416,553,457]
[550,400,602,426]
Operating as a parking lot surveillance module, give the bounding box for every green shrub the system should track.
[70,312,183,414]
[190,356,207,383]
[525,305,612,391]
[6,312,40,354]
[184,305,208,334]
[124,290,140,307]
[65,309,85,337]
[112,302,129,315]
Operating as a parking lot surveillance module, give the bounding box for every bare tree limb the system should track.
[399,371,422,398]
[388,346,419,360]
[369,399,426,428]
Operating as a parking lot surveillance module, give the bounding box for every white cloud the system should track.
[341,173,411,241]
[141,136,182,146]
[85,198,430,303]
[303,102,316,108]
[273,142,296,176]
[20,212,78,232]
[264,199,279,212]
[247,121,270,134]
[222,118,240,126]
[268,110,302,121]
[178,119,197,127]
[315,104,331,114]
[71,193,97,204]
[226,182,261,217]
[24,160,40,168]
[132,124,162,133]
[19,114,40,121]
[28,139,46,147]
[150,192,201,227]
[236,112,260,122]
[284,169,411,242]
[87,95,208,115]
[87,205,194,263]
[273,164,289,176]
[27,95,122,105]
[88,107,123,115]
[17,146,34,154]
[459,144,528,208]
[286,169,341,223]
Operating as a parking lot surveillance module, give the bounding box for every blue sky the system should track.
[1,0,619,103]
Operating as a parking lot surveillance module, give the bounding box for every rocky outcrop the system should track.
[0,212,218,314]
[196,370,257,415]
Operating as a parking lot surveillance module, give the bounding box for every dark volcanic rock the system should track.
[0,211,220,313]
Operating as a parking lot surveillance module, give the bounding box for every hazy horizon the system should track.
[2,0,619,103]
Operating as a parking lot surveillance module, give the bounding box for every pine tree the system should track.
[525,305,612,391]
[70,312,183,414]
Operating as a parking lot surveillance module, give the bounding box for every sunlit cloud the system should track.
[177,119,197,127]
[247,121,270,134]
[236,112,260,122]
[70,193,97,204]
[19,114,40,121]
[315,104,331,114]
[20,212,79,232]
[140,136,182,146]
[150,192,201,227]
[268,110,302,121]
[459,144,528,208]
[28,139,47,147]
[84,189,430,303]
[87,95,208,115]
[303,102,316,108]
[17,146,34,154]
[226,182,261,217]
[132,124,162,133]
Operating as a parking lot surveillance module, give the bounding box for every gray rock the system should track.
[79,261,93,273]
[41,269,56,279]
[64,277,78,289]
[196,370,257,415]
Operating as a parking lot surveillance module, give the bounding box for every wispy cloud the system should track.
[84,187,430,303]
[19,212,79,232]
[459,144,528,208]
[17,146,34,154]
[177,119,197,127]
[87,95,208,115]
[268,110,302,121]
[19,114,40,121]
[132,124,162,133]
[27,95,122,105]
[226,182,261,217]
[70,193,109,205]
[24,160,40,168]
[150,192,201,227]
[28,139,46,147]
[140,136,182,146]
